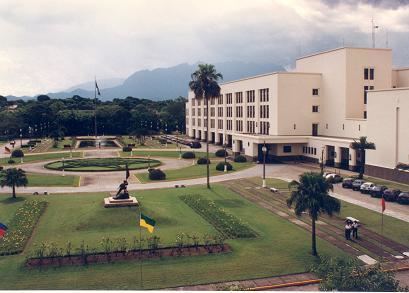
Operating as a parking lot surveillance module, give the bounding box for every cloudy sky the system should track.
[1,0,409,96]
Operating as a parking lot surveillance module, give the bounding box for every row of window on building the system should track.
[303,146,317,156]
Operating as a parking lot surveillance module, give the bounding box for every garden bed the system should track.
[0,200,47,256]
[26,244,231,268]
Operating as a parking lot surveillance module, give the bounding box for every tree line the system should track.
[0,95,186,139]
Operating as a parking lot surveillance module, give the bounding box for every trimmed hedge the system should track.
[122,146,132,152]
[197,157,210,165]
[11,149,24,158]
[8,159,15,164]
[215,149,228,157]
[148,168,166,180]
[234,155,247,163]
[216,162,232,171]
[181,151,195,159]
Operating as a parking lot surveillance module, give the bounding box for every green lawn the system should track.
[26,173,80,187]
[0,152,82,165]
[121,150,215,158]
[0,185,347,289]
[136,161,253,183]
[119,136,187,149]
[53,138,75,150]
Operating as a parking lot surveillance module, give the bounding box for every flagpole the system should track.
[139,207,143,289]
[94,77,97,139]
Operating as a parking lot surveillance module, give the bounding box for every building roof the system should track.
[296,46,392,61]
[220,71,321,86]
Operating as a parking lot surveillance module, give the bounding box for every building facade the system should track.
[185,47,409,183]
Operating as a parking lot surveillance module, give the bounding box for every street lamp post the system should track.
[224,143,228,172]
[70,146,73,159]
[262,141,267,188]
[19,128,22,147]
[320,146,325,174]
[62,157,65,177]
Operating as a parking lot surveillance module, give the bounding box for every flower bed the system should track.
[179,195,257,239]
[0,200,47,256]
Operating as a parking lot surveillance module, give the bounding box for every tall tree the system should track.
[189,64,223,189]
[0,168,28,198]
[287,172,340,256]
[350,136,376,179]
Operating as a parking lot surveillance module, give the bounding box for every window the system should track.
[226,93,233,104]
[364,111,367,119]
[217,119,223,129]
[312,88,319,96]
[312,105,319,112]
[210,119,215,128]
[370,68,374,80]
[293,124,296,130]
[364,86,368,104]
[246,90,255,103]
[235,92,243,103]
[210,108,215,117]
[259,88,269,102]
[312,124,318,136]
[283,145,292,153]
[217,95,223,104]
[364,68,369,80]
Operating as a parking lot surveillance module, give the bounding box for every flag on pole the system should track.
[140,213,156,233]
[381,197,386,213]
[4,146,10,154]
[125,163,130,180]
[0,223,8,238]
[95,80,101,96]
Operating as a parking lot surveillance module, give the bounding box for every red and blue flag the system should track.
[0,223,8,238]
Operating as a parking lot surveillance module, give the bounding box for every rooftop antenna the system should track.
[385,30,389,48]
[371,17,379,48]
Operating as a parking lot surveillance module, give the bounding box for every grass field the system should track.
[26,173,80,187]
[136,161,253,183]
[119,136,187,149]
[121,150,215,158]
[0,152,82,165]
[44,157,160,172]
[0,184,348,289]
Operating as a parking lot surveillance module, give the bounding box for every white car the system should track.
[360,182,375,194]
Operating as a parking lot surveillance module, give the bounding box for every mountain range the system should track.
[7,61,285,101]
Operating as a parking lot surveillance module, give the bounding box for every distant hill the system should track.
[11,61,285,101]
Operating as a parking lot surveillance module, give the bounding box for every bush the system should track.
[216,162,232,171]
[190,141,202,149]
[182,151,195,159]
[234,155,247,163]
[11,149,24,158]
[0,166,3,171]
[8,159,15,164]
[215,149,228,157]
[197,157,210,165]
[123,146,132,152]
[148,168,166,180]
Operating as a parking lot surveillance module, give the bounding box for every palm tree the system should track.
[287,172,341,256]
[0,168,28,198]
[350,136,376,179]
[189,64,223,189]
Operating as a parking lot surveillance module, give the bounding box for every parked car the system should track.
[370,185,388,198]
[352,179,366,191]
[360,182,375,194]
[189,141,202,149]
[324,173,343,183]
[383,189,401,202]
[342,178,354,189]
[397,192,409,205]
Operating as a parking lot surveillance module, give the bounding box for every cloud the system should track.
[0,0,409,96]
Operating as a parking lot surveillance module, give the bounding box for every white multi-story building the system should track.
[185,47,409,183]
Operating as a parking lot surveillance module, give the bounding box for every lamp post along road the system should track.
[62,157,65,177]
[262,142,267,188]
[224,143,228,172]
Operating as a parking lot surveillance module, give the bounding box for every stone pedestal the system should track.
[104,195,139,208]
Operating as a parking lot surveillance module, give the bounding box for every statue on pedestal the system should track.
[113,180,129,200]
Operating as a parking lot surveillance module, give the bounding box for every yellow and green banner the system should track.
[139,213,156,233]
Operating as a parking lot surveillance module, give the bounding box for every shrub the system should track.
[8,159,15,164]
[0,166,3,171]
[190,141,202,149]
[215,149,228,157]
[11,149,24,158]
[234,155,247,163]
[148,168,166,180]
[123,146,132,152]
[182,151,195,159]
[216,162,232,171]
[197,157,210,165]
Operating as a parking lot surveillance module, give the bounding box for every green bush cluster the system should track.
[234,155,247,163]
[215,149,228,157]
[181,151,195,159]
[148,168,166,180]
[122,146,132,152]
[11,149,24,158]
[0,200,47,255]
[180,195,257,239]
[197,157,210,165]
[216,162,232,171]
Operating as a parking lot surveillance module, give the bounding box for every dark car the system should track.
[352,179,365,191]
[383,189,401,202]
[342,178,354,188]
[189,141,202,149]
[397,192,409,205]
[370,185,388,198]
